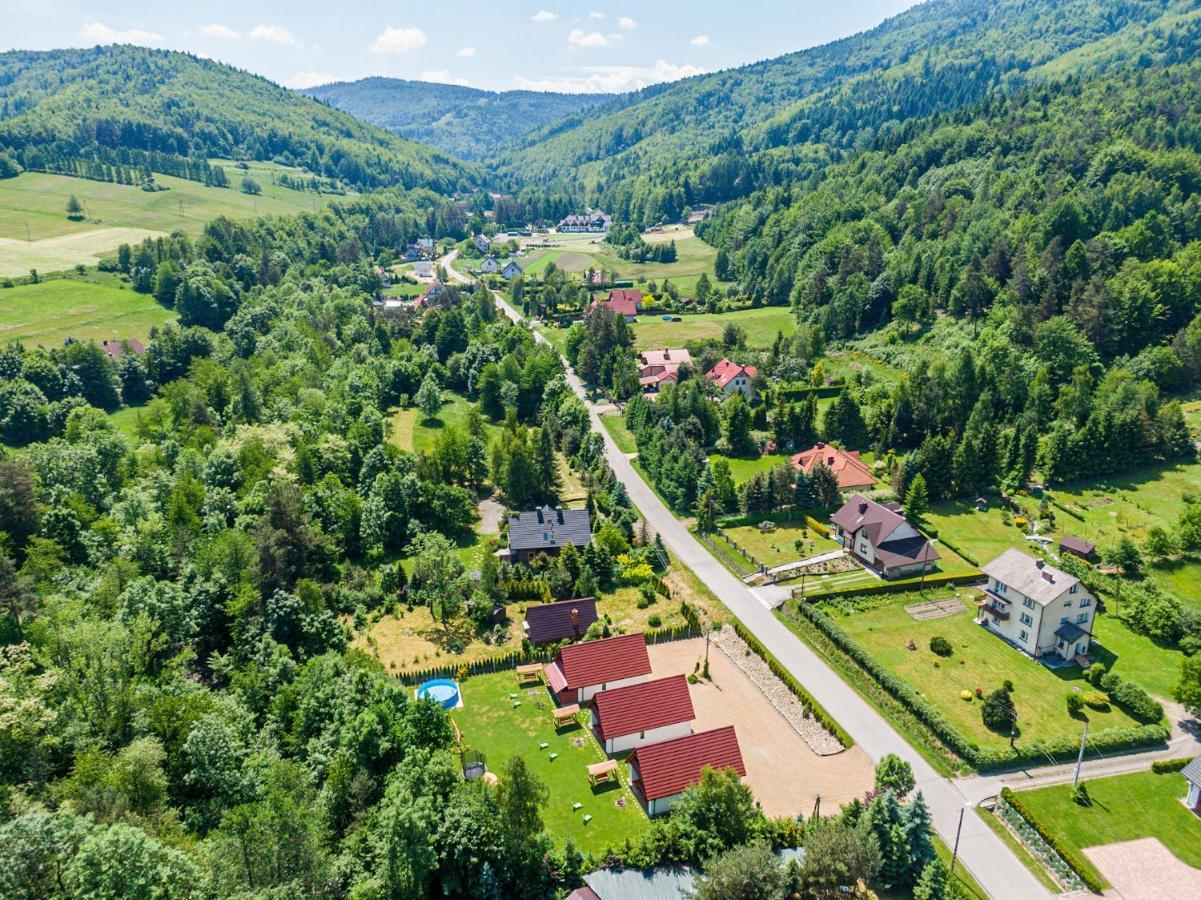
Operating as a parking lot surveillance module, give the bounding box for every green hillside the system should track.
[0,46,479,193]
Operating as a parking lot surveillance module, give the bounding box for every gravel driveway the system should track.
[1085,838,1201,899]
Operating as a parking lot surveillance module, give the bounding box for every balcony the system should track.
[978,599,1010,621]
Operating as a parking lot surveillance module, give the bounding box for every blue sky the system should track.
[2,1,922,93]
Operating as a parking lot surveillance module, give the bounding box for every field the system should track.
[810,593,1143,752]
[719,516,840,567]
[1090,612,1185,700]
[450,671,648,854]
[0,273,176,347]
[707,452,792,485]
[0,163,336,275]
[389,393,501,457]
[1012,769,1201,887]
[925,499,1043,566]
[631,306,796,350]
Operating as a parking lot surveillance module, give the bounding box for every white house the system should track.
[978,548,1096,661]
[480,256,500,274]
[627,726,746,817]
[829,495,939,578]
[412,260,434,279]
[705,359,759,401]
[590,675,694,754]
[1183,755,1201,813]
[474,233,492,253]
[544,633,652,705]
[503,260,523,280]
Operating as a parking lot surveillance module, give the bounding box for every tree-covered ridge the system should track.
[303,78,618,162]
[500,0,1198,225]
[0,46,480,192]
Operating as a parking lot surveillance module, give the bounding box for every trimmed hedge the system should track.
[1001,788,1104,893]
[730,620,855,749]
[796,571,983,600]
[1152,757,1193,774]
[789,601,1170,770]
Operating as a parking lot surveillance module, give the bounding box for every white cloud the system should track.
[283,71,340,89]
[690,34,710,47]
[617,16,637,30]
[514,59,705,94]
[371,25,427,54]
[531,10,559,22]
[456,46,477,58]
[80,22,164,45]
[589,11,606,18]
[567,29,613,48]
[249,24,301,46]
[422,70,470,87]
[199,23,240,40]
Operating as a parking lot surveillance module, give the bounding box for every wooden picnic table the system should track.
[587,759,618,786]
[516,663,543,685]
[552,703,580,728]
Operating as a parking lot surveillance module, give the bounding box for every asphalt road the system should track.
[446,252,1051,899]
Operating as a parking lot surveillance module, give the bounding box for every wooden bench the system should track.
[587,759,618,787]
[552,703,580,729]
[515,663,543,686]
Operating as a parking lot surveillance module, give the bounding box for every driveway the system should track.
[1085,838,1201,899]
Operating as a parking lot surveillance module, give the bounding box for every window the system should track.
[1019,630,1030,642]
[1023,597,1036,610]
[1077,613,1089,624]
[1060,616,1071,625]
[640,731,645,739]
[1079,597,1092,608]
[1069,583,1079,594]
[1064,600,1071,607]
[994,580,1007,594]
[1020,612,1034,627]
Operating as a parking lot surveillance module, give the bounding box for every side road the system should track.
[444,253,1050,899]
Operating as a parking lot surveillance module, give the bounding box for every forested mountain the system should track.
[303,78,618,161]
[502,0,1201,225]
[0,46,480,192]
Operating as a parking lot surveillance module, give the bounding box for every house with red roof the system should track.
[101,339,146,359]
[590,675,695,754]
[791,443,876,490]
[544,633,652,705]
[589,289,643,321]
[627,726,746,816]
[705,359,758,401]
[637,347,691,394]
[830,494,939,579]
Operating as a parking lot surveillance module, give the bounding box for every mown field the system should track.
[631,307,796,350]
[0,273,176,347]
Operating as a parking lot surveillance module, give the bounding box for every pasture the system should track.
[631,306,796,350]
[0,274,176,347]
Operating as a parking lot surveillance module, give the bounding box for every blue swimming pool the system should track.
[416,678,461,710]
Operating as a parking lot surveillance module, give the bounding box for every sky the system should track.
[1,1,922,94]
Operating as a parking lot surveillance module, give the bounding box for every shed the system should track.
[590,675,694,754]
[1059,535,1097,561]
[525,597,598,645]
[627,726,745,817]
[544,633,651,705]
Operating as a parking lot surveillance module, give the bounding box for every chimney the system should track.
[858,502,868,514]
[1042,571,1054,583]
[1035,559,1045,569]
[827,456,835,466]
[536,509,544,524]
[571,608,580,629]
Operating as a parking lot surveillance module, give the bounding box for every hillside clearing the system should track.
[0,275,176,347]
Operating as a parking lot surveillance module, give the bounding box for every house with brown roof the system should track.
[523,597,598,645]
[830,494,939,578]
[637,347,691,393]
[544,633,652,705]
[791,443,875,490]
[507,505,592,563]
[627,726,746,817]
[979,548,1095,661]
[1058,535,1097,562]
[590,675,695,754]
[101,339,146,359]
[705,359,758,401]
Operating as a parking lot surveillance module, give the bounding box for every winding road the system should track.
[444,252,1051,899]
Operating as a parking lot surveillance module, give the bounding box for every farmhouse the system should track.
[558,211,611,233]
[830,495,939,578]
[590,675,695,754]
[480,256,500,274]
[416,237,434,252]
[627,726,746,817]
[506,505,592,563]
[524,597,599,645]
[637,347,691,393]
[978,548,1096,661]
[1058,535,1097,562]
[544,633,652,705]
[706,360,758,401]
[503,260,524,280]
[101,338,146,358]
[791,443,875,489]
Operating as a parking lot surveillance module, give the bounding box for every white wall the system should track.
[578,673,648,705]
[604,720,691,755]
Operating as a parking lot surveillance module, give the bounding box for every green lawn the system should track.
[1090,612,1184,699]
[925,499,1043,567]
[1013,769,1201,887]
[599,413,638,454]
[390,394,500,456]
[451,671,648,854]
[0,273,176,347]
[721,517,839,567]
[708,452,792,486]
[631,307,796,350]
[822,596,1142,751]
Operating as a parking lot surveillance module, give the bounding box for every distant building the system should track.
[507,505,591,563]
[502,260,524,280]
[830,494,939,579]
[412,260,434,279]
[628,726,746,817]
[101,339,146,359]
[1058,536,1097,562]
[544,633,652,705]
[524,597,598,645]
[474,233,492,253]
[979,548,1095,661]
[590,289,643,322]
[705,359,758,401]
[791,443,875,489]
[416,237,434,252]
[558,211,611,233]
[637,347,691,393]
[480,256,500,274]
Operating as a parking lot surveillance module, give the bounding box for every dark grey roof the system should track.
[1182,754,1201,786]
[525,597,598,644]
[1055,622,1088,643]
[875,535,940,567]
[508,505,591,552]
[583,867,694,900]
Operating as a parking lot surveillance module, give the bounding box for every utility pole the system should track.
[1073,720,1089,787]
[950,804,968,875]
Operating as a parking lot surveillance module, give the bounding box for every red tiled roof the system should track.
[544,660,568,693]
[592,675,694,740]
[705,359,758,389]
[554,633,651,690]
[790,443,875,489]
[609,288,643,305]
[101,338,146,358]
[628,726,745,801]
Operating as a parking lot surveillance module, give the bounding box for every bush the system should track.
[929,636,953,657]
[1066,693,1084,716]
[1083,691,1109,711]
[1110,680,1163,723]
[982,688,1017,732]
[1001,789,1104,894]
[1152,757,1192,774]
[647,614,662,628]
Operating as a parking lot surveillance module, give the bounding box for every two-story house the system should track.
[705,359,759,401]
[978,548,1095,661]
[829,495,939,578]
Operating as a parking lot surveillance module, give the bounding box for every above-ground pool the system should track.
[416,679,462,710]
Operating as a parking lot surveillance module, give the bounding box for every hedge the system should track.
[730,620,854,749]
[1047,496,1086,522]
[789,601,1170,770]
[795,571,983,601]
[1152,757,1193,774]
[1001,788,1105,894]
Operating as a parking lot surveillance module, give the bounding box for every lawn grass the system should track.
[828,595,1141,752]
[925,500,1042,567]
[1013,769,1201,886]
[599,413,638,455]
[0,272,176,347]
[451,671,648,854]
[389,394,501,456]
[1090,612,1184,699]
[707,452,792,486]
[631,307,796,350]
[721,518,839,567]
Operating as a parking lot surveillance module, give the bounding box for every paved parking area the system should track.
[1084,838,1201,899]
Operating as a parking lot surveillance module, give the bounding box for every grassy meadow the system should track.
[631,306,796,350]
[0,272,176,347]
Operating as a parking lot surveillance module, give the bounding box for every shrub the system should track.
[1003,679,1014,693]
[647,614,662,628]
[960,690,972,701]
[982,688,1017,732]
[1152,757,1192,774]
[1066,693,1084,716]
[929,636,953,657]
[1083,691,1109,711]
[1110,680,1163,723]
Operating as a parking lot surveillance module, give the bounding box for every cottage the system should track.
[830,495,939,578]
[791,443,875,489]
[101,339,146,359]
[1183,755,1201,813]
[402,245,422,262]
[590,675,695,754]
[474,233,492,253]
[524,597,598,645]
[705,359,758,401]
[502,260,524,280]
[1058,535,1097,562]
[480,256,500,274]
[637,347,691,393]
[507,505,592,563]
[544,633,652,705]
[978,548,1096,661]
[412,260,434,279]
[627,726,746,817]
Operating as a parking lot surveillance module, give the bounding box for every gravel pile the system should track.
[713,626,846,756]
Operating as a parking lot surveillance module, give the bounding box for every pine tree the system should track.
[823,391,868,449]
[903,792,936,880]
[904,473,929,519]
[810,462,842,508]
[536,424,562,504]
[65,194,84,220]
